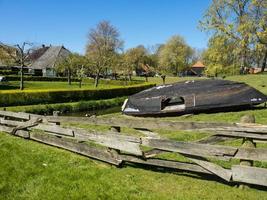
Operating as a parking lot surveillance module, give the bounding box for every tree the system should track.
[86,20,123,87]
[0,42,33,90]
[56,53,89,87]
[158,35,193,76]
[202,35,238,76]
[123,45,147,80]
[199,0,267,72]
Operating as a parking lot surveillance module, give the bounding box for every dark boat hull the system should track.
[122,79,267,116]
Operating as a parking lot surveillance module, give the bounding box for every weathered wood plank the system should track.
[232,165,267,186]
[46,115,235,131]
[234,148,267,162]
[30,131,121,165]
[142,138,238,158]
[0,111,30,120]
[0,125,13,133]
[73,128,143,156]
[196,135,235,144]
[188,156,232,181]
[15,130,30,138]
[212,131,267,140]
[33,124,74,137]
[119,155,212,174]
[0,118,25,126]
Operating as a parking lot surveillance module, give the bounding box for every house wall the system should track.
[43,68,57,77]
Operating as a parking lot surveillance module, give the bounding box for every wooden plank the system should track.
[119,155,212,174]
[212,131,267,140]
[33,124,74,137]
[30,131,121,165]
[73,129,143,156]
[232,165,267,186]
[142,138,237,158]
[188,156,232,181]
[0,118,25,126]
[196,135,234,144]
[144,149,166,158]
[46,115,235,131]
[234,148,267,162]
[15,130,30,138]
[206,127,267,134]
[0,111,30,120]
[0,125,13,133]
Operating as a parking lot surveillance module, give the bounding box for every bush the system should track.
[5,76,79,82]
[0,70,18,75]
[0,83,154,107]
[2,97,126,115]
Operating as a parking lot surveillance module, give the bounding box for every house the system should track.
[191,61,205,76]
[136,63,155,77]
[30,46,70,77]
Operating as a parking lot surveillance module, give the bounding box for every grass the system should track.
[1,133,267,200]
[1,74,267,199]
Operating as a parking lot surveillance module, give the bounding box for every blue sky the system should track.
[0,0,211,53]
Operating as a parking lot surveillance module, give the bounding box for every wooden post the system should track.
[239,114,256,189]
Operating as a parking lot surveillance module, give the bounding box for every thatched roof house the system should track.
[191,61,205,76]
[30,46,70,77]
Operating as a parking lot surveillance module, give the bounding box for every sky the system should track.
[0,0,212,54]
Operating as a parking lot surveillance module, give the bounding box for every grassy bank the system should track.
[0,97,126,115]
[0,83,154,107]
[0,131,266,200]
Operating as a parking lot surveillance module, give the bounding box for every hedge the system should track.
[0,83,155,107]
[5,75,144,85]
[5,76,79,82]
[2,97,126,115]
[0,70,18,75]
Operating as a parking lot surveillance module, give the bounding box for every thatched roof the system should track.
[192,61,205,68]
[31,46,70,70]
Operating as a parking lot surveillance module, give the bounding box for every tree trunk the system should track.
[145,75,148,82]
[128,74,132,81]
[161,75,166,85]
[20,65,24,90]
[79,79,82,88]
[95,73,100,88]
[261,50,267,72]
[67,68,71,85]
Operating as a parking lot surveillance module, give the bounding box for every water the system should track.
[62,106,122,117]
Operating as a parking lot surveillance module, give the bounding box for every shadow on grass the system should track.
[123,162,267,191]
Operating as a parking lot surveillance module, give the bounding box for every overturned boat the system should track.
[122,79,267,116]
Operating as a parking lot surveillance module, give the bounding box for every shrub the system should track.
[5,76,79,82]
[0,83,154,107]
[2,97,126,115]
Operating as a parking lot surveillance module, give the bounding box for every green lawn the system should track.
[1,133,267,200]
[1,74,267,199]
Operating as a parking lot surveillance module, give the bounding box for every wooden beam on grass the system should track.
[30,131,122,166]
[232,165,267,187]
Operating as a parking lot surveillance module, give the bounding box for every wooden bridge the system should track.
[0,110,267,188]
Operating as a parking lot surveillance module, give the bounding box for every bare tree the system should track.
[0,42,33,90]
[86,20,123,87]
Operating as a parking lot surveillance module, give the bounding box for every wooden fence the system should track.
[0,110,266,188]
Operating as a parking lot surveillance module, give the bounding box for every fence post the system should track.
[239,114,256,189]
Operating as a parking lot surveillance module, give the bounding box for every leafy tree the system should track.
[158,35,193,76]
[86,20,123,87]
[200,0,267,72]
[56,53,89,86]
[123,45,147,80]
[203,35,238,76]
